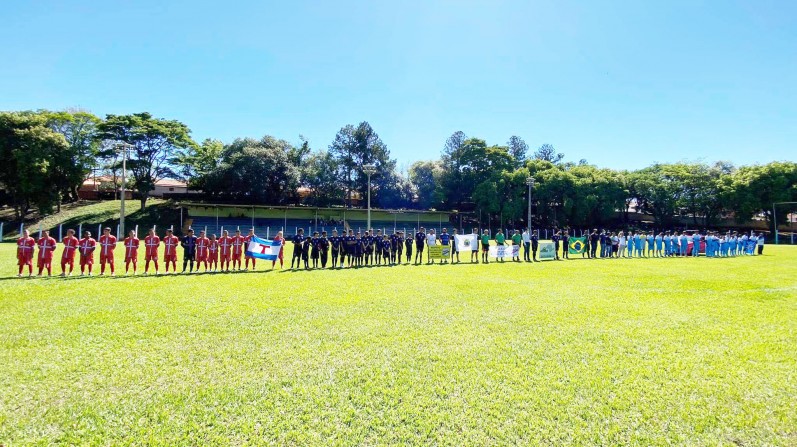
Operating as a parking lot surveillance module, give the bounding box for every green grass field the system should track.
[1,243,795,446]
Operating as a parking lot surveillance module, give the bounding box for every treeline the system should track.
[2,110,796,231]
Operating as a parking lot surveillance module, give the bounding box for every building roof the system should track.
[154,179,187,188]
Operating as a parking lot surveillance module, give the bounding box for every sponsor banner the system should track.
[488,245,519,259]
[428,244,451,259]
[539,242,557,261]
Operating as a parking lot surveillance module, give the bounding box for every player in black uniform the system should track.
[552,231,561,260]
[373,229,382,265]
[345,229,356,267]
[414,227,426,265]
[404,233,413,263]
[390,231,400,264]
[310,231,320,268]
[531,230,539,262]
[362,230,372,265]
[381,235,391,265]
[319,231,329,268]
[329,230,340,268]
[291,228,305,270]
[301,236,310,269]
[562,230,570,259]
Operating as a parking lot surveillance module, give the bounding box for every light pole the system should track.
[364,164,377,231]
[526,177,535,231]
[116,143,134,238]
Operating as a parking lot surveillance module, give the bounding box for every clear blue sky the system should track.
[1,0,795,170]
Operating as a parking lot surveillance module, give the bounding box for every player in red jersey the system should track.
[60,228,79,276]
[207,234,219,272]
[16,229,36,277]
[272,230,285,269]
[162,229,179,273]
[195,230,210,272]
[98,227,117,275]
[244,228,257,271]
[123,230,140,274]
[36,230,57,276]
[218,230,232,272]
[143,228,161,274]
[78,231,97,276]
[231,229,245,270]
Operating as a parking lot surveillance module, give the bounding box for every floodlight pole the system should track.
[526,177,535,231]
[363,164,377,231]
[116,143,134,238]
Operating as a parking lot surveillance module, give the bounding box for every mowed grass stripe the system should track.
[0,244,795,445]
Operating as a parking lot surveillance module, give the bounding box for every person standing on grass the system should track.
[414,227,426,265]
[302,235,312,269]
[60,228,79,276]
[522,228,531,262]
[362,230,372,266]
[196,230,209,272]
[404,232,413,263]
[562,230,570,260]
[481,229,491,264]
[181,229,197,273]
[78,230,96,276]
[610,232,619,258]
[511,229,522,262]
[471,227,480,263]
[654,232,663,257]
[451,229,460,263]
[244,228,257,271]
[495,229,506,263]
[635,232,645,258]
[531,230,539,261]
[319,231,329,268]
[381,234,391,265]
[692,231,701,257]
[329,230,341,268]
[680,232,689,257]
[426,229,437,264]
[207,234,219,272]
[618,231,627,258]
[36,230,57,277]
[123,229,140,275]
[271,231,285,269]
[391,231,401,265]
[231,230,245,271]
[16,229,36,277]
[98,227,117,276]
[589,229,599,259]
[552,230,561,260]
[756,233,765,255]
[143,229,160,274]
[310,231,321,269]
[439,228,451,264]
[645,232,655,257]
[291,228,305,270]
[218,230,232,272]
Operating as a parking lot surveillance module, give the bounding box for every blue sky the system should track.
[1,0,795,170]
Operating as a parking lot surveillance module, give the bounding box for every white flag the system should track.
[488,245,519,259]
[455,234,478,252]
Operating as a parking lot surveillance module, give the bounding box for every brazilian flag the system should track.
[568,236,587,255]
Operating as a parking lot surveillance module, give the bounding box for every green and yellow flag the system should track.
[568,236,587,255]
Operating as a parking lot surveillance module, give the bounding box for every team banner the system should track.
[428,244,452,260]
[454,234,478,252]
[568,236,587,255]
[245,235,282,260]
[539,242,557,261]
[488,245,519,259]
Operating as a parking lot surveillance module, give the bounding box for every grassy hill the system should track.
[1,199,181,241]
[0,244,795,445]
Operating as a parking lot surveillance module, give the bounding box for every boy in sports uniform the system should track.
[163,229,180,273]
[16,229,36,277]
[144,228,160,274]
[78,231,96,276]
[36,230,57,276]
[291,228,305,269]
[414,228,426,265]
[98,227,117,275]
[480,230,491,264]
[60,229,79,276]
[207,234,219,271]
[123,229,140,274]
[404,232,413,263]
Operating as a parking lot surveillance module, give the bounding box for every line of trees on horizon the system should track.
[1,109,796,232]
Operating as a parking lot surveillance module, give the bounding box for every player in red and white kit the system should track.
[231,229,245,271]
[143,228,160,274]
[244,228,257,271]
[78,231,97,276]
[36,230,57,276]
[207,234,219,272]
[272,230,285,269]
[162,229,179,273]
[16,229,36,277]
[218,230,232,272]
[98,227,117,275]
[196,230,210,272]
[123,230,140,274]
[60,228,79,276]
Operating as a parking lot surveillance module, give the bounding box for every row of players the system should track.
[14,226,764,277]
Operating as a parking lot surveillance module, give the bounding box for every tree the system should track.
[507,135,529,167]
[0,112,69,218]
[44,110,102,207]
[96,112,196,209]
[176,138,224,192]
[533,143,564,164]
[301,150,342,206]
[329,122,396,207]
[408,160,444,209]
[440,131,468,209]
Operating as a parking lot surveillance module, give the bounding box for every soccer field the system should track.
[1,244,795,446]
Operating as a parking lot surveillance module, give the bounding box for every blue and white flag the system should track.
[245,235,282,260]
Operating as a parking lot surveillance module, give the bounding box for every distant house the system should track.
[151,179,200,197]
[78,175,132,200]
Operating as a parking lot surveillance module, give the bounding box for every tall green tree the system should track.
[176,138,224,192]
[44,110,102,207]
[507,135,529,167]
[329,122,396,207]
[96,112,196,209]
[301,149,342,206]
[408,160,444,209]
